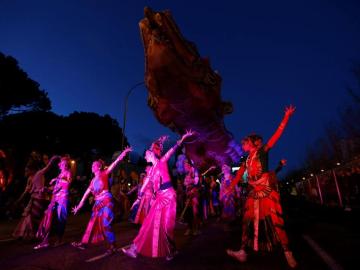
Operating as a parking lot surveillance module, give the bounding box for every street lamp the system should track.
[121,81,145,150]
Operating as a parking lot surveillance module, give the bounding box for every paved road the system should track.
[0,200,358,269]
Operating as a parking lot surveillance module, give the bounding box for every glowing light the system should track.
[321,169,324,172]
[310,173,314,177]
[71,160,75,164]
[336,162,341,166]
[302,177,306,180]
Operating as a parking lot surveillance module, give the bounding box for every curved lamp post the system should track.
[121,81,145,150]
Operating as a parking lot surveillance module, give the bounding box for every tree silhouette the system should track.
[0,52,51,118]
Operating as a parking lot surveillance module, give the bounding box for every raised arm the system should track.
[38,155,60,174]
[201,166,216,177]
[105,146,132,174]
[265,105,295,151]
[162,130,196,162]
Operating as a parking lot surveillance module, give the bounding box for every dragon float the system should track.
[139,7,242,172]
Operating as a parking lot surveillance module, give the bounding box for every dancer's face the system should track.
[58,159,68,171]
[92,161,102,173]
[241,139,251,152]
[222,164,231,175]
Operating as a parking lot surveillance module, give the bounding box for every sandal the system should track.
[34,242,49,250]
[71,241,86,250]
[226,249,247,262]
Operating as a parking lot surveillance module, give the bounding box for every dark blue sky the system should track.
[1,0,359,176]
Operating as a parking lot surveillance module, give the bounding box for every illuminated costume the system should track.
[134,177,154,225]
[36,177,70,243]
[34,157,72,249]
[183,160,200,235]
[227,106,297,268]
[71,147,131,253]
[220,173,236,222]
[123,131,194,260]
[13,169,47,239]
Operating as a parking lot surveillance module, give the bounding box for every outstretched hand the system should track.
[280,159,287,166]
[123,146,132,154]
[72,205,80,215]
[181,129,197,141]
[285,105,296,117]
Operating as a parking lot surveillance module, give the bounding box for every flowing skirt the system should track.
[13,197,48,239]
[81,196,115,244]
[241,173,289,251]
[221,194,236,221]
[134,194,153,225]
[36,199,68,240]
[134,188,176,258]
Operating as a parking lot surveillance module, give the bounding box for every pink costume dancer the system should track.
[34,156,72,249]
[13,156,58,240]
[134,167,154,225]
[72,147,132,253]
[123,130,195,260]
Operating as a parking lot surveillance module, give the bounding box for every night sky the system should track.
[1,0,360,176]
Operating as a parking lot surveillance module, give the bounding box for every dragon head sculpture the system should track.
[139,7,242,172]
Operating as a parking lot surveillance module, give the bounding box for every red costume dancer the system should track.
[183,158,201,236]
[123,130,195,260]
[34,156,72,249]
[134,167,154,225]
[226,105,297,268]
[72,147,132,253]
[13,156,58,240]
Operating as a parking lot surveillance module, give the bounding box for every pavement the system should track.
[0,199,358,270]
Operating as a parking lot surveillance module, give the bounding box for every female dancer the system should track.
[122,130,195,260]
[71,147,131,253]
[219,164,236,225]
[13,156,58,240]
[132,166,154,225]
[34,156,72,248]
[226,105,297,268]
[183,158,200,236]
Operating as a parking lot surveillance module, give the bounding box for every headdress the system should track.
[150,135,169,155]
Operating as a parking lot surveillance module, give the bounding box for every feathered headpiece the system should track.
[150,135,169,155]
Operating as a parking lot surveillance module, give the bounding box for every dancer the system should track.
[34,156,72,248]
[122,130,195,260]
[219,164,236,228]
[183,158,200,236]
[13,156,59,240]
[132,166,154,225]
[71,147,132,253]
[226,105,297,268]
